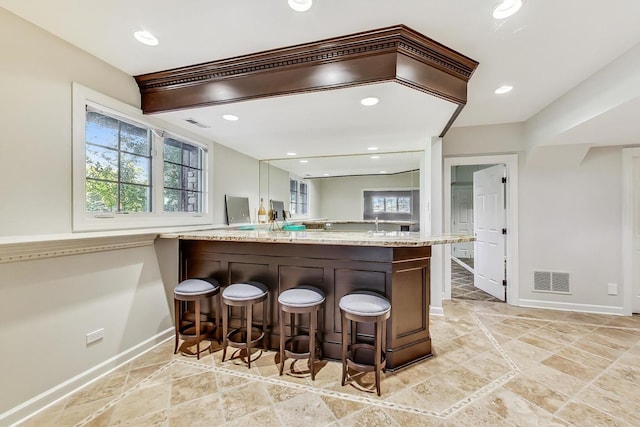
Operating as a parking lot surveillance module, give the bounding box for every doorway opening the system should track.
[444,155,519,305]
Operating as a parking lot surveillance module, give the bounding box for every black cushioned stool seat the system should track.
[339,291,391,396]
[278,286,325,380]
[174,278,221,360]
[221,281,269,369]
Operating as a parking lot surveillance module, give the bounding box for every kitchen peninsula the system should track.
[161,229,473,370]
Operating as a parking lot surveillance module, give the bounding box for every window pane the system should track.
[183,167,199,190]
[120,122,150,155]
[86,145,118,181]
[120,153,150,185]
[398,197,411,213]
[86,111,118,149]
[163,188,180,212]
[86,180,117,212]
[385,197,398,212]
[290,179,297,192]
[373,197,385,213]
[186,191,200,212]
[164,139,182,163]
[164,162,180,189]
[183,145,201,168]
[120,184,150,212]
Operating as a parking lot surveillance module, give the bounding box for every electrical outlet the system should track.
[607,283,618,295]
[86,328,104,345]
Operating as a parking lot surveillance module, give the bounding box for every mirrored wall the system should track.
[259,151,423,231]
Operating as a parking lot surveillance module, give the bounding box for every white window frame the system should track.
[72,83,213,232]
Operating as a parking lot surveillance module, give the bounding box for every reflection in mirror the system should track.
[259,151,422,232]
[225,194,251,225]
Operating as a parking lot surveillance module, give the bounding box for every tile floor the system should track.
[451,260,502,303]
[18,300,640,426]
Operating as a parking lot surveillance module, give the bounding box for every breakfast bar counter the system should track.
[161,229,473,370]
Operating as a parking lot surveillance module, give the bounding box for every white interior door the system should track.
[452,185,474,260]
[632,157,640,313]
[473,165,506,301]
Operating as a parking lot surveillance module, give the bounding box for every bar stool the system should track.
[339,291,391,396]
[278,286,325,380]
[174,278,221,360]
[221,281,269,368]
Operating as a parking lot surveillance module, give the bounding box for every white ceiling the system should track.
[2,0,640,174]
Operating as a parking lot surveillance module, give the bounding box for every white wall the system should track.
[316,172,418,220]
[0,8,260,421]
[519,146,623,310]
[444,123,626,313]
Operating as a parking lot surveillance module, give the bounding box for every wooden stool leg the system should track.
[195,299,201,359]
[222,303,228,362]
[246,303,253,369]
[375,319,383,396]
[341,311,348,386]
[215,293,222,343]
[279,307,285,376]
[174,299,180,354]
[263,297,268,350]
[310,309,317,380]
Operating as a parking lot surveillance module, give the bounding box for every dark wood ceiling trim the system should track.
[135,24,478,121]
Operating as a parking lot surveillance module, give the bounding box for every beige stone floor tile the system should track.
[570,338,625,361]
[544,321,596,337]
[517,331,568,352]
[169,361,210,382]
[442,404,510,426]
[17,398,69,427]
[592,373,640,402]
[168,393,223,427]
[220,381,272,421]
[478,387,557,427]
[575,384,640,425]
[605,315,640,329]
[529,325,577,346]
[109,382,171,425]
[170,371,218,406]
[501,338,553,368]
[224,407,283,427]
[483,322,524,339]
[338,406,400,426]
[500,317,550,332]
[63,372,127,409]
[125,362,171,389]
[450,332,495,353]
[464,349,512,381]
[541,354,603,382]
[503,375,569,414]
[441,365,493,394]
[607,362,640,383]
[565,311,614,325]
[318,395,367,420]
[385,408,442,426]
[115,409,168,426]
[616,350,640,367]
[273,393,337,426]
[83,406,115,427]
[590,327,638,350]
[49,397,113,427]
[409,376,468,413]
[520,363,587,396]
[554,345,611,371]
[556,400,628,427]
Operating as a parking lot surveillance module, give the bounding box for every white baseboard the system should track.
[430,306,444,316]
[518,299,626,316]
[2,328,173,427]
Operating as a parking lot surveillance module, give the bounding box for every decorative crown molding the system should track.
[134,25,478,126]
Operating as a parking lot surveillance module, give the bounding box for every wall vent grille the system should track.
[533,271,570,294]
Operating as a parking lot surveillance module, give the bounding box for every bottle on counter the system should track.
[258,198,267,223]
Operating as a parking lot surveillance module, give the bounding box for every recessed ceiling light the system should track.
[288,0,312,12]
[361,97,379,106]
[286,152,297,156]
[133,30,159,46]
[367,146,378,151]
[494,85,513,95]
[323,173,330,176]
[492,0,523,19]
[222,114,239,121]
[371,155,380,159]
[300,160,309,163]
[379,170,387,174]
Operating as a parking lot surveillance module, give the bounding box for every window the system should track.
[363,190,419,221]
[73,83,212,231]
[289,178,309,216]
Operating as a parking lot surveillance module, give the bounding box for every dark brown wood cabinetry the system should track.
[180,240,432,370]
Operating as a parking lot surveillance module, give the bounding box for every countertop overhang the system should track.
[160,229,474,247]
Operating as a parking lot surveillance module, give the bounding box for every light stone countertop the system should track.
[159,229,474,247]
